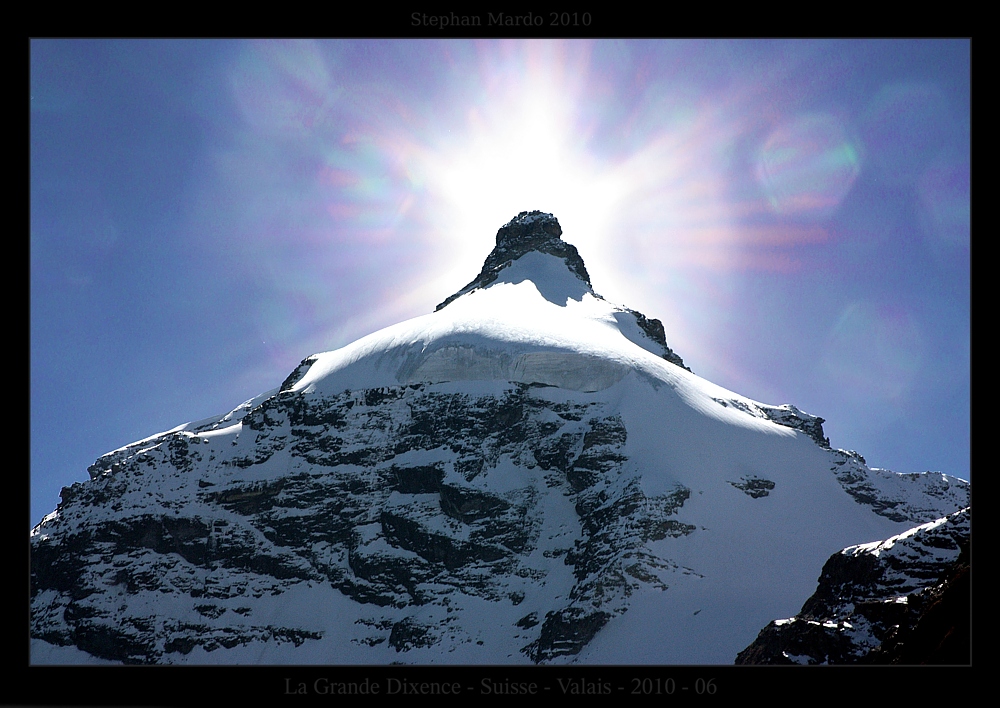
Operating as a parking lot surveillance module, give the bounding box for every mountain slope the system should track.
[30,211,969,665]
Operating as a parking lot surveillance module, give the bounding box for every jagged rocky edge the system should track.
[735,506,971,665]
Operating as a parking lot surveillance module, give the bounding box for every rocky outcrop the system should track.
[712,397,830,448]
[827,450,968,524]
[435,211,689,371]
[625,308,690,371]
[727,475,776,499]
[436,211,589,310]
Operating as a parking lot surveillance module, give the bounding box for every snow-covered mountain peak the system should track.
[30,207,970,666]
[280,212,690,397]
[436,211,591,311]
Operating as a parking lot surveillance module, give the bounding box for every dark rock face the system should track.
[388,618,435,652]
[864,543,970,664]
[728,476,776,499]
[627,309,690,371]
[735,507,970,665]
[712,397,830,448]
[527,608,611,662]
[31,381,696,663]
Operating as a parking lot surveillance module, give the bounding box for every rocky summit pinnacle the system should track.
[435,211,689,371]
[436,211,590,311]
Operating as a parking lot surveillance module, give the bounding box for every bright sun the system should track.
[417,75,639,301]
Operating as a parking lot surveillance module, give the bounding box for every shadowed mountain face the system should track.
[436,211,590,310]
[30,212,969,665]
[491,250,592,307]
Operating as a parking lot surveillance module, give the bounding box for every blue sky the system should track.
[30,39,970,527]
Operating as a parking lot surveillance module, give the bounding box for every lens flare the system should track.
[183,40,963,416]
[755,113,860,219]
[231,39,336,137]
[208,40,769,369]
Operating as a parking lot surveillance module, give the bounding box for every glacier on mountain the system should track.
[30,211,969,665]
